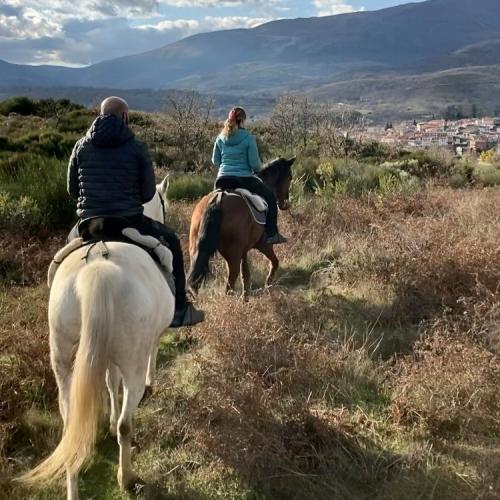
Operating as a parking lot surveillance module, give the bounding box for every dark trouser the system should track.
[68,214,187,309]
[215,176,278,237]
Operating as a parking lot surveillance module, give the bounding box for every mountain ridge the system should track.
[1,0,500,119]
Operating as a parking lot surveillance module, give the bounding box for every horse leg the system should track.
[106,364,121,437]
[241,253,251,298]
[51,339,79,500]
[257,243,280,286]
[117,368,147,492]
[143,339,160,403]
[225,251,242,294]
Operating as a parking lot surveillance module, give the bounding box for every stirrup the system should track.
[266,233,288,245]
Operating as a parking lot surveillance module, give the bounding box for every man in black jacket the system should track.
[67,96,204,327]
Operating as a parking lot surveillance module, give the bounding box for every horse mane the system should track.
[258,158,290,182]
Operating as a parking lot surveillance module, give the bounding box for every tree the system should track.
[318,104,364,158]
[164,91,215,171]
[270,94,300,152]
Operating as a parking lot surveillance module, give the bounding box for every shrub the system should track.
[292,154,321,193]
[391,329,500,437]
[0,154,74,229]
[315,159,419,197]
[0,192,42,228]
[0,97,37,116]
[473,163,500,186]
[397,149,455,178]
[36,131,76,158]
[167,175,214,201]
[57,109,93,133]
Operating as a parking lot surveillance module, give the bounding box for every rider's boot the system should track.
[266,228,288,245]
[171,302,204,328]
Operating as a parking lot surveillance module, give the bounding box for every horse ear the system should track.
[288,156,296,166]
[158,175,169,196]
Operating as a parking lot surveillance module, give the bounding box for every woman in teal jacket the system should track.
[212,107,287,245]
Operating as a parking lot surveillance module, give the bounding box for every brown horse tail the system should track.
[187,196,223,290]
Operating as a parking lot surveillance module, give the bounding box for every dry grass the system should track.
[1,186,500,498]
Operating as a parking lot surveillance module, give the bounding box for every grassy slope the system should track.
[1,188,500,499]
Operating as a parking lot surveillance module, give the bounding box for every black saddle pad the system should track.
[77,217,166,269]
[78,217,131,243]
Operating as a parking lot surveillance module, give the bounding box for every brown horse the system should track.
[187,157,295,295]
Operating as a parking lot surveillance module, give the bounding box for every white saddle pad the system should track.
[47,231,173,288]
[234,188,268,212]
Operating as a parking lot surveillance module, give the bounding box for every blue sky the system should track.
[0,0,426,66]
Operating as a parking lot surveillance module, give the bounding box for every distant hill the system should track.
[0,86,275,119]
[2,0,500,120]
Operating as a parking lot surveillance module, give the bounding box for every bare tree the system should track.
[319,104,363,158]
[165,91,215,171]
[270,94,299,152]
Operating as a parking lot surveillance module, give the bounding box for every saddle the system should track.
[212,189,268,225]
[48,217,175,293]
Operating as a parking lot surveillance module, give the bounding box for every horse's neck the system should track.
[143,192,164,224]
[259,173,276,193]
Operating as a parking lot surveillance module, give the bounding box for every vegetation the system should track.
[0,97,499,498]
[168,175,214,201]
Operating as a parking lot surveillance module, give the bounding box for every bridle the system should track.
[157,190,166,225]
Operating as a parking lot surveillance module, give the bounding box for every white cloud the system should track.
[0,0,278,65]
[313,0,364,16]
[138,18,200,31]
[139,15,269,32]
[0,7,63,39]
[160,0,273,7]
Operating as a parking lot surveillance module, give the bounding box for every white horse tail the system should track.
[20,260,121,484]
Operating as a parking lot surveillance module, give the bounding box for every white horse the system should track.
[20,177,174,499]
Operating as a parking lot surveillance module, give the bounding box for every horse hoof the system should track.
[119,472,145,493]
[141,385,153,405]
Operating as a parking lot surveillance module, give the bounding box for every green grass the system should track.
[167,175,214,201]
[0,153,75,229]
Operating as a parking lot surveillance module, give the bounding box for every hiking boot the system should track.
[266,232,288,245]
[171,303,205,328]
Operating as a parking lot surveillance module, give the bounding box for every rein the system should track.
[157,190,166,224]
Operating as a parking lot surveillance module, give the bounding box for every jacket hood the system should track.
[218,128,250,146]
[87,114,134,147]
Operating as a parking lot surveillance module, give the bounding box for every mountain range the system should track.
[1,0,500,120]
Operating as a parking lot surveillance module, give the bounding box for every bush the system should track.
[315,158,420,197]
[0,154,75,229]
[397,149,455,178]
[57,109,93,133]
[0,97,37,116]
[167,175,214,201]
[0,97,85,119]
[292,154,321,193]
[0,192,42,228]
[473,163,500,186]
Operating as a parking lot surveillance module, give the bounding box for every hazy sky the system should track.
[0,0,427,66]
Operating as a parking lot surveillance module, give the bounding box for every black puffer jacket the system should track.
[67,114,156,218]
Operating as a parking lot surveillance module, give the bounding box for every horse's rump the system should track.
[187,191,265,290]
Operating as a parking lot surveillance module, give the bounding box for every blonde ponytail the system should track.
[221,107,246,137]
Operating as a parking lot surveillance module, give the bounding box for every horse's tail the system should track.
[188,196,223,290]
[19,261,119,485]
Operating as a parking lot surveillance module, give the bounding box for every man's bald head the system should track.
[100,96,129,119]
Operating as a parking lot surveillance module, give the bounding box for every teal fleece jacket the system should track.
[212,128,262,178]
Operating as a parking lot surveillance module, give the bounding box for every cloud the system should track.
[0,7,63,39]
[0,0,279,66]
[159,0,277,7]
[85,0,159,17]
[313,0,364,16]
[139,15,269,32]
